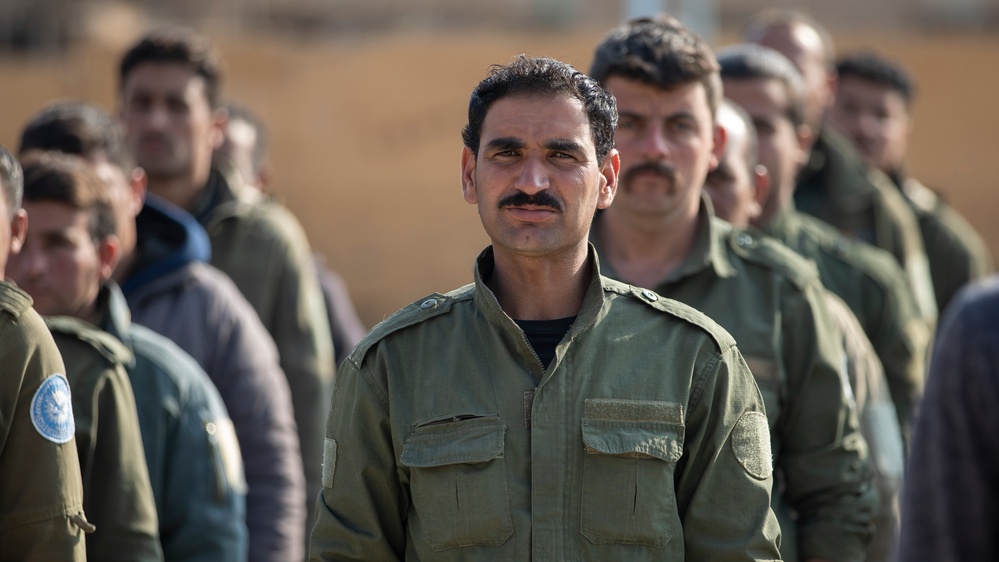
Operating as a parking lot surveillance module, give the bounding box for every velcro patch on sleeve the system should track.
[323,438,337,489]
[732,411,773,480]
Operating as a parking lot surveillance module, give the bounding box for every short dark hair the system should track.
[462,55,618,163]
[836,52,915,106]
[19,151,116,243]
[717,43,807,127]
[119,27,223,108]
[0,144,22,218]
[223,101,269,172]
[20,101,135,173]
[742,9,836,66]
[589,14,722,118]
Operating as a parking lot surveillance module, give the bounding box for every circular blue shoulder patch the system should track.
[31,374,75,444]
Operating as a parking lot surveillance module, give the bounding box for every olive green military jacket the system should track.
[900,177,993,313]
[823,292,903,562]
[764,206,929,435]
[0,282,88,561]
[595,202,876,562]
[46,315,163,562]
[311,247,781,561]
[194,167,333,526]
[795,126,937,323]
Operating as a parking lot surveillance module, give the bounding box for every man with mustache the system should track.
[310,55,781,561]
[589,16,875,562]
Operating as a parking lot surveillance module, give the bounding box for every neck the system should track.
[597,204,699,289]
[488,244,590,321]
[146,167,209,212]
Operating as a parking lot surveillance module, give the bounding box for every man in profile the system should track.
[0,143,89,561]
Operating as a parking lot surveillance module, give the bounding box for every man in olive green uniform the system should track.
[8,145,248,561]
[829,52,993,313]
[589,17,875,562]
[311,55,782,561]
[117,30,333,541]
[708,98,904,562]
[743,10,938,323]
[716,44,928,441]
[0,144,89,560]
[11,152,162,562]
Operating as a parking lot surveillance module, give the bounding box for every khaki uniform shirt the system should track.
[764,206,929,435]
[824,292,903,562]
[594,201,876,562]
[311,246,781,561]
[194,167,332,529]
[901,177,993,313]
[0,281,88,561]
[46,315,163,562]
[795,126,937,322]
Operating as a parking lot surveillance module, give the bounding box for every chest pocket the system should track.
[400,415,513,551]
[580,399,684,549]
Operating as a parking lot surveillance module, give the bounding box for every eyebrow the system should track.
[485,137,525,152]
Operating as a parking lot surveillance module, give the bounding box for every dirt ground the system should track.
[2,26,997,326]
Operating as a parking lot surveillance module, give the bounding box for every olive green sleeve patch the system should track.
[323,438,337,489]
[732,412,773,480]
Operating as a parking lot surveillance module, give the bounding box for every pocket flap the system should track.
[582,420,682,462]
[401,423,506,468]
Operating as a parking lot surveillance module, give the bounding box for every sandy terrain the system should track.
[2,26,997,326]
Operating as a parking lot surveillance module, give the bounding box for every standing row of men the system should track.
[1,8,990,562]
[307,10,989,562]
[1,26,367,562]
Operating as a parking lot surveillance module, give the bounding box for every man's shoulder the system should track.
[601,276,737,352]
[723,226,821,291]
[127,322,222,403]
[211,195,309,251]
[45,316,133,368]
[348,284,476,365]
[795,213,907,291]
[0,282,59,364]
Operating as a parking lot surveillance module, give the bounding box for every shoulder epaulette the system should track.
[0,282,33,318]
[348,284,475,365]
[727,228,820,290]
[45,316,133,366]
[601,276,737,351]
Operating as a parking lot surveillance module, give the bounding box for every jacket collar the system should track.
[471,243,606,339]
[591,195,737,288]
[95,281,137,362]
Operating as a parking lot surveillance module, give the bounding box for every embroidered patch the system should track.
[732,411,773,480]
[322,438,337,488]
[31,374,75,444]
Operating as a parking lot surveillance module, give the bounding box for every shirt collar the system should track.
[591,194,737,287]
[471,243,607,338]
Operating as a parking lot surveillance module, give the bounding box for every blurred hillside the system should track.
[2,2,998,326]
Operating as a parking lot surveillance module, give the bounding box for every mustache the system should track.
[138,132,171,145]
[622,161,678,185]
[498,190,563,212]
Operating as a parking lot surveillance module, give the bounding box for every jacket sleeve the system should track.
[154,347,248,562]
[85,362,163,562]
[779,278,877,561]
[266,206,336,520]
[675,344,782,561]
[0,312,87,561]
[898,282,999,562]
[206,274,306,562]
[310,357,405,562]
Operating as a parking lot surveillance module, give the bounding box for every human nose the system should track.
[638,121,670,161]
[514,155,550,194]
